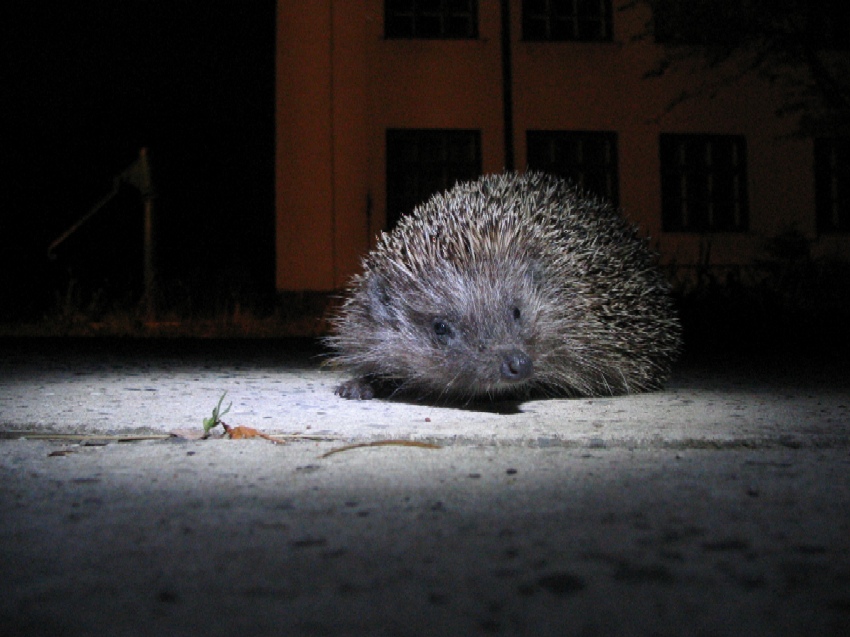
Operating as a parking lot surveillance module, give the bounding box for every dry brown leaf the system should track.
[222,423,284,444]
[224,424,260,439]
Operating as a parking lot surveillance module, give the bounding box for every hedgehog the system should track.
[326,171,681,401]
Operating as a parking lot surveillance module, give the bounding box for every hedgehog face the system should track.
[424,305,534,394]
[358,259,544,398]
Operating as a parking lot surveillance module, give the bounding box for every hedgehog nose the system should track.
[500,349,533,383]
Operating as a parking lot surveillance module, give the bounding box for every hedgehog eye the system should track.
[432,319,453,339]
[512,306,521,322]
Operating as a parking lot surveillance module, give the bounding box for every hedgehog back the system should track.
[328,172,681,400]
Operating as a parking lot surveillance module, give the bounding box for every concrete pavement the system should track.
[1,337,849,636]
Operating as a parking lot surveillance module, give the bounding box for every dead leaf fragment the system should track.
[222,423,285,444]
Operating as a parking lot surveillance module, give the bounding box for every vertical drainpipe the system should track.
[500,0,515,172]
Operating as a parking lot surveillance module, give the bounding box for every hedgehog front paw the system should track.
[335,378,376,400]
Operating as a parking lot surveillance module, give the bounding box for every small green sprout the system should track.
[203,392,232,435]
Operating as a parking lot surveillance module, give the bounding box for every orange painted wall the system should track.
[276,0,505,290]
[275,0,847,292]
[275,0,334,290]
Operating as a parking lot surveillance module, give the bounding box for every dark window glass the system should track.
[654,0,850,49]
[806,0,850,50]
[526,130,619,205]
[660,134,748,232]
[815,138,850,233]
[523,0,612,42]
[386,129,482,229]
[385,0,478,39]
[653,0,725,44]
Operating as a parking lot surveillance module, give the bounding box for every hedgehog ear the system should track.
[365,273,396,325]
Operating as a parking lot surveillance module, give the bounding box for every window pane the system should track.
[815,138,850,233]
[386,130,482,229]
[386,0,478,39]
[527,130,619,206]
[659,134,748,233]
[522,0,612,42]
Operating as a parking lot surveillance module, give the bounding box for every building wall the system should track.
[275,0,847,292]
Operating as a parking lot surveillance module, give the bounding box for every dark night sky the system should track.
[0,1,276,319]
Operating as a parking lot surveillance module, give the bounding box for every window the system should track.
[654,0,850,49]
[522,0,612,42]
[386,129,482,229]
[815,138,850,233]
[660,134,748,232]
[652,0,739,45]
[526,130,619,205]
[385,0,478,39]
[806,0,850,50]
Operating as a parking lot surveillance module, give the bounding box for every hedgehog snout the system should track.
[499,349,533,383]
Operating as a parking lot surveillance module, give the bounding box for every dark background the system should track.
[1,1,847,351]
[0,1,276,321]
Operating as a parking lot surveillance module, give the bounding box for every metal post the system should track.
[47,147,157,319]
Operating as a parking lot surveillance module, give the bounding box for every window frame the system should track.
[815,138,850,234]
[522,0,613,43]
[526,130,620,206]
[386,129,482,230]
[653,0,850,49]
[384,0,479,40]
[659,133,749,233]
